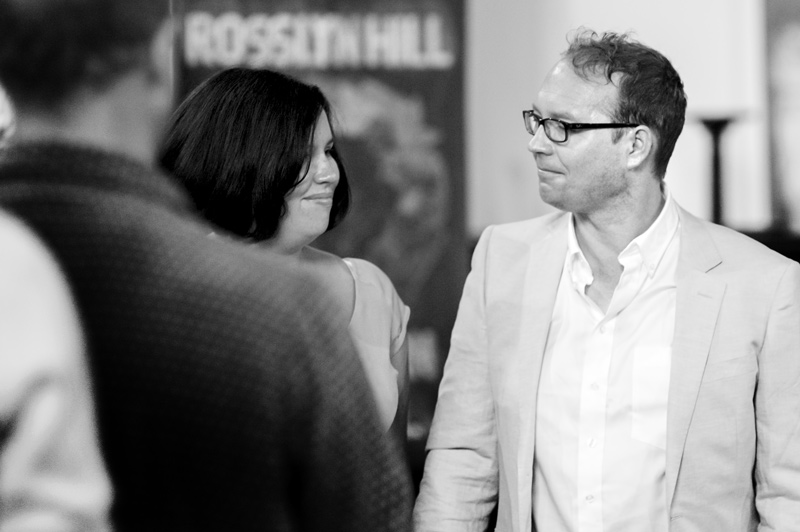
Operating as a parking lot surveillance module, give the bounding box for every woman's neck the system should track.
[259,237,329,264]
[260,239,305,259]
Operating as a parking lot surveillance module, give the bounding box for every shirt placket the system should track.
[576,315,613,532]
[575,252,647,532]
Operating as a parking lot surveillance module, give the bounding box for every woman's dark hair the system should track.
[159,67,350,240]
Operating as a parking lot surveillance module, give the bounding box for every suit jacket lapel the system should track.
[510,215,567,532]
[666,208,726,508]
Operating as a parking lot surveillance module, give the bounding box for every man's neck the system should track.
[574,182,665,260]
[15,112,150,167]
[13,71,161,166]
[572,182,666,310]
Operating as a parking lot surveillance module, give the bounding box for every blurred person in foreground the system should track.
[159,67,410,443]
[414,29,800,532]
[0,1,413,531]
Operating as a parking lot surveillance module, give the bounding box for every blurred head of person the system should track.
[0,0,173,163]
[159,67,351,252]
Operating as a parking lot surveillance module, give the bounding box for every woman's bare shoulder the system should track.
[302,246,355,318]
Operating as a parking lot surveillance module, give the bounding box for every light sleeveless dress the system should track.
[343,258,410,431]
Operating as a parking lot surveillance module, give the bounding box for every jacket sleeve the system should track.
[754,260,800,530]
[414,226,499,532]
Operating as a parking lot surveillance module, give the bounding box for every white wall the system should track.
[466,0,771,238]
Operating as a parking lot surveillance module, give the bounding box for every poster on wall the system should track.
[172,0,467,444]
[767,0,800,233]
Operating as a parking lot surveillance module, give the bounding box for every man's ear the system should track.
[626,125,655,171]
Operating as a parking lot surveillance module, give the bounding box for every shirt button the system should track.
[588,438,597,448]
[590,382,599,391]
[599,325,606,334]
[586,495,594,502]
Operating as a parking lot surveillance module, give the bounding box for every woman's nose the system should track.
[312,157,339,184]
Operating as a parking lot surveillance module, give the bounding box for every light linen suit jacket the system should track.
[414,206,800,532]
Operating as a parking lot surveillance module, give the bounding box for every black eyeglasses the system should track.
[522,110,638,143]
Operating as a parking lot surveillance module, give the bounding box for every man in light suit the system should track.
[414,29,800,532]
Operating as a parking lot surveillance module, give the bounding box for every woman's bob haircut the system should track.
[159,67,350,240]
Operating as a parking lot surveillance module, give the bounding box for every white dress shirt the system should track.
[0,211,111,532]
[533,191,681,532]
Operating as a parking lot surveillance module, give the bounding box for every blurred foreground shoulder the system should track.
[0,209,111,532]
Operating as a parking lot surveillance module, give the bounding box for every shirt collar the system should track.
[565,187,680,288]
[566,218,593,290]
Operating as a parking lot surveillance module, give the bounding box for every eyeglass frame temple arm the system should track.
[522,110,637,131]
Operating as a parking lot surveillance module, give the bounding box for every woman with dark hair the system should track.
[159,67,409,441]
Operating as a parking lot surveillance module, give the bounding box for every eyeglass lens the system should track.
[543,120,566,142]
[525,112,567,142]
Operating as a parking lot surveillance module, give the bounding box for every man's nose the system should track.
[527,127,551,155]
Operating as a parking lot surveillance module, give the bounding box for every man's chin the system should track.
[538,184,565,211]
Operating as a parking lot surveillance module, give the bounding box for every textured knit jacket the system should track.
[0,141,413,532]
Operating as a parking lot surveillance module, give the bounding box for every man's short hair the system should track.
[0,0,169,109]
[564,29,687,177]
[159,67,351,241]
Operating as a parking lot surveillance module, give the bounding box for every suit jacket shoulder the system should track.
[483,211,567,246]
[678,207,797,274]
